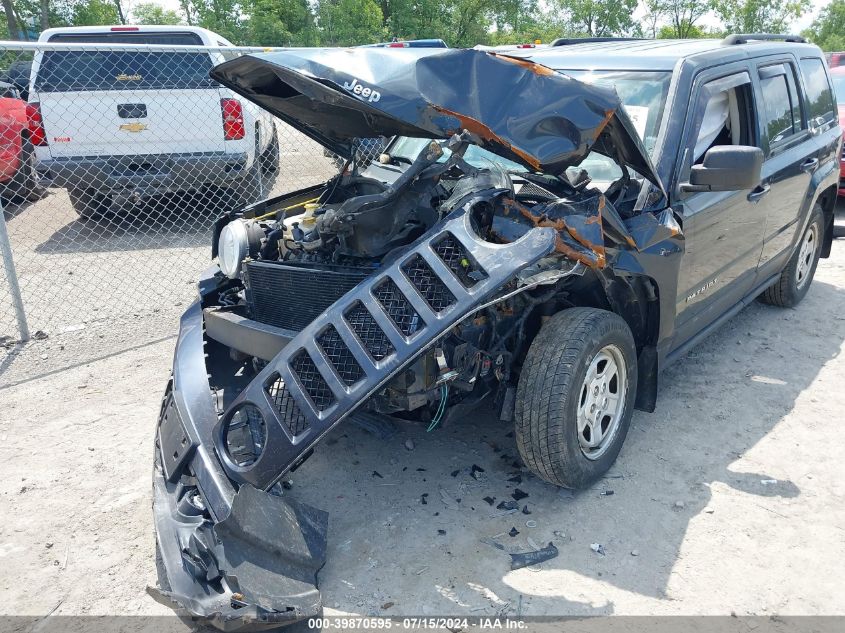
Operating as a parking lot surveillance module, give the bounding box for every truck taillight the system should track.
[26,103,47,146]
[220,98,245,141]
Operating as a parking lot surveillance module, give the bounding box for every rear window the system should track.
[799,57,836,124]
[35,50,216,92]
[47,32,203,45]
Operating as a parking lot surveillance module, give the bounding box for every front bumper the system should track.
[149,298,327,630]
[38,151,248,197]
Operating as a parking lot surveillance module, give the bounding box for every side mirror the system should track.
[681,145,763,192]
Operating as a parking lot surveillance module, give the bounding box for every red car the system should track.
[829,66,845,197]
[0,81,43,203]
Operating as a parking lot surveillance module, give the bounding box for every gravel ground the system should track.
[0,123,336,387]
[1,242,843,622]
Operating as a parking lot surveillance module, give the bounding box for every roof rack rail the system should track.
[722,33,807,45]
[550,37,645,47]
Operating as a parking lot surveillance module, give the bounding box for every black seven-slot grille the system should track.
[245,261,372,331]
[215,218,557,489]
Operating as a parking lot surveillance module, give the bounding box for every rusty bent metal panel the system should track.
[209,47,664,195]
[497,193,681,270]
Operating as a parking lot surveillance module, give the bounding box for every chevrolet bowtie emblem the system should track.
[119,122,147,133]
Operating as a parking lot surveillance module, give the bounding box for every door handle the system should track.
[800,157,819,172]
[747,184,771,203]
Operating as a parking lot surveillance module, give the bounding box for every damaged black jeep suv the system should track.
[149,36,840,627]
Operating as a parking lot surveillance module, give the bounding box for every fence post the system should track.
[0,199,30,342]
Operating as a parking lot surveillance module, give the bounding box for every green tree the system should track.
[131,1,181,24]
[69,0,120,25]
[243,0,317,45]
[557,0,639,37]
[185,0,243,42]
[803,0,845,51]
[712,0,810,33]
[646,0,712,38]
[318,0,384,45]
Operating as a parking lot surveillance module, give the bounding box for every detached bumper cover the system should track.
[151,211,557,628]
[149,296,327,630]
[149,466,327,629]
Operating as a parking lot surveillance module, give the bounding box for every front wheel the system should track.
[759,203,824,307]
[515,308,638,489]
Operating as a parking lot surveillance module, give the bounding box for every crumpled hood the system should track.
[210,47,664,192]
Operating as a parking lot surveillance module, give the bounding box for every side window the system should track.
[691,74,753,165]
[758,64,802,149]
[799,57,836,126]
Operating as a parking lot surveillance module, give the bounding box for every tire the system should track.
[260,126,280,176]
[13,138,45,202]
[68,187,110,220]
[515,307,638,489]
[759,203,824,307]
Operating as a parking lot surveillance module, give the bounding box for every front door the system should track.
[672,67,768,348]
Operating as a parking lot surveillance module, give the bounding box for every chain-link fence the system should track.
[0,40,383,384]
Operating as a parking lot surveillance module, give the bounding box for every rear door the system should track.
[33,31,225,158]
[751,57,816,277]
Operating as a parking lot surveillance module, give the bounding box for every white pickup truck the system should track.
[27,25,279,218]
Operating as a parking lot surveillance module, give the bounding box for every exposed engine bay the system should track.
[208,133,645,424]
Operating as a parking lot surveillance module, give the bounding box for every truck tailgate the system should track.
[38,88,226,158]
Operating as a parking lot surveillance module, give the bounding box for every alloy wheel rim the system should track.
[577,344,627,460]
[795,223,818,289]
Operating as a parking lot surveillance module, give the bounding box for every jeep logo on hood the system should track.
[342,78,381,103]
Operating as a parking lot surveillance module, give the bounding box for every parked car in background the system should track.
[27,25,279,218]
[0,81,44,203]
[828,66,845,197]
[827,51,845,68]
[0,60,33,100]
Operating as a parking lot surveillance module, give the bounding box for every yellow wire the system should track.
[252,197,320,222]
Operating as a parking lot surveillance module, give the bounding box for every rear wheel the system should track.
[759,203,823,307]
[69,187,110,219]
[260,126,280,176]
[14,139,45,202]
[515,308,638,489]
[1,138,45,203]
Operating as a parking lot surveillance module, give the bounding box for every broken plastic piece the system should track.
[508,527,520,537]
[510,542,559,570]
[483,496,496,506]
[590,543,606,555]
[496,500,519,511]
[511,488,529,501]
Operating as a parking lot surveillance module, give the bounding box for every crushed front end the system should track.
[149,47,683,628]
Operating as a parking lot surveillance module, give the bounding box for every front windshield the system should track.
[387,69,671,189]
[389,137,528,172]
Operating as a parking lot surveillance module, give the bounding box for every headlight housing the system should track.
[218,219,261,279]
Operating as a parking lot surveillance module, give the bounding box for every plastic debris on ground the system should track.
[590,543,606,555]
[496,500,519,511]
[508,527,520,537]
[483,496,496,506]
[511,489,529,501]
[480,537,505,551]
[510,542,559,570]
